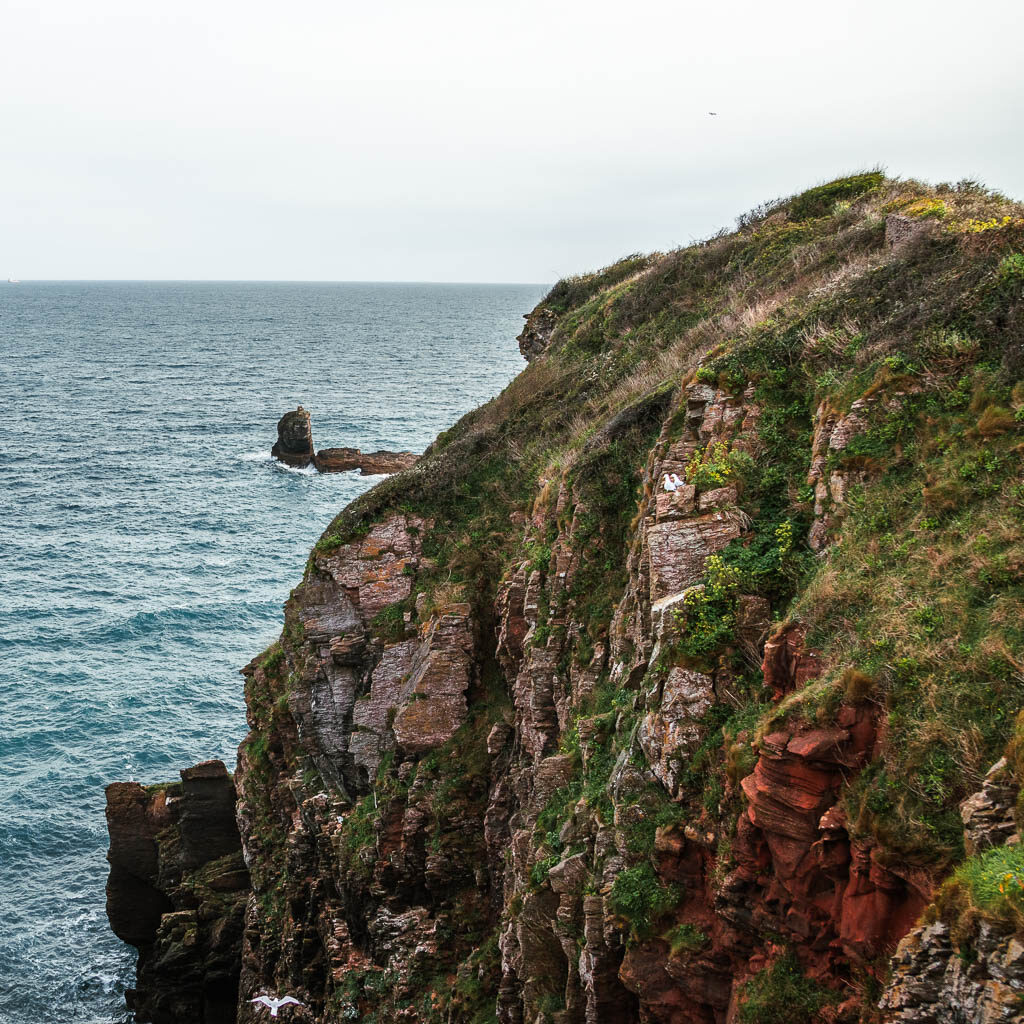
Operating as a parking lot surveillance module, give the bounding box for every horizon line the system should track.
[4,278,552,287]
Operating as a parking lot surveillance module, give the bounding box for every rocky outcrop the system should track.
[105,760,249,1024]
[271,407,418,474]
[313,447,418,475]
[881,920,1024,1022]
[885,213,938,250]
[272,407,315,468]
[517,306,558,361]
[960,758,1020,857]
[878,761,1024,1022]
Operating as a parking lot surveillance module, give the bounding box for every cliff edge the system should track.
[109,174,1024,1023]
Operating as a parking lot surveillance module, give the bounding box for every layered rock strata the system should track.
[105,760,249,1024]
[107,177,1024,1022]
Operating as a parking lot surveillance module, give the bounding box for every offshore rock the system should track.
[271,407,314,468]
[271,406,418,474]
[105,760,249,1024]
[313,447,419,475]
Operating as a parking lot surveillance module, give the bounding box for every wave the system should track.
[237,451,321,475]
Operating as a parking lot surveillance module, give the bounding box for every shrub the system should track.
[608,863,678,937]
[543,255,652,313]
[999,252,1024,281]
[370,600,409,642]
[260,646,285,674]
[671,556,741,656]
[666,922,709,955]
[685,441,735,491]
[788,172,884,221]
[903,197,948,220]
[737,952,838,1023]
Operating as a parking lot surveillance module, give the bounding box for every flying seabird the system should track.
[251,995,304,1017]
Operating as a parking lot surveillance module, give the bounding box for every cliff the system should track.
[107,174,1024,1022]
[105,761,249,1022]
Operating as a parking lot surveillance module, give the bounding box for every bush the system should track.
[608,863,678,937]
[666,922,708,955]
[685,441,735,491]
[737,952,838,1023]
[788,172,884,221]
[671,556,741,656]
[370,600,409,642]
[543,255,652,313]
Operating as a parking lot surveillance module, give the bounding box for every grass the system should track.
[932,843,1024,945]
[737,952,839,1023]
[241,172,1024,1018]
[785,415,1024,866]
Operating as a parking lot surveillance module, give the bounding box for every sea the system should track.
[0,281,546,1024]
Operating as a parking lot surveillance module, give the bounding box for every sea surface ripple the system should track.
[0,281,545,1023]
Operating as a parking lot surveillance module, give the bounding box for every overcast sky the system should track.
[2,0,1022,282]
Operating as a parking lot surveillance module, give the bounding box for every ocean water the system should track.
[0,281,545,1024]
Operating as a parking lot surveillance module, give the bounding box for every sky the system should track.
[1,0,1022,283]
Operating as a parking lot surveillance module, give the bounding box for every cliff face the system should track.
[105,760,249,1023]
[108,175,1024,1022]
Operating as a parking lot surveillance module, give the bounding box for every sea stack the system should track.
[270,406,314,468]
[271,406,419,474]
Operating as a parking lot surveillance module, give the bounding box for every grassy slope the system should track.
[258,172,1024,1018]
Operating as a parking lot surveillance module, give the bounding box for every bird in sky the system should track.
[709,111,718,116]
[251,995,304,1017]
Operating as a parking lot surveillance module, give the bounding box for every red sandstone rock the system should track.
[761,623,822,699]
[313,447,419,475]
[393,605,475,754]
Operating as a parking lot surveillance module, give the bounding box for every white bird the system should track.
[251,995,304,1017]
[670,473,686,489]
[663,474,676,492]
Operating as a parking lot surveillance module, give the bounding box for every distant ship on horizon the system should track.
[7,276,20,283]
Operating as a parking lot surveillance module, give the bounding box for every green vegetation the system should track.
[370,598,411,642]
[787,170,884,220]
[936,844,1024,936]
[245,173,1024,1018]
[608,863,679,938]
[665,922,709,955]
[737,952,839,1023]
